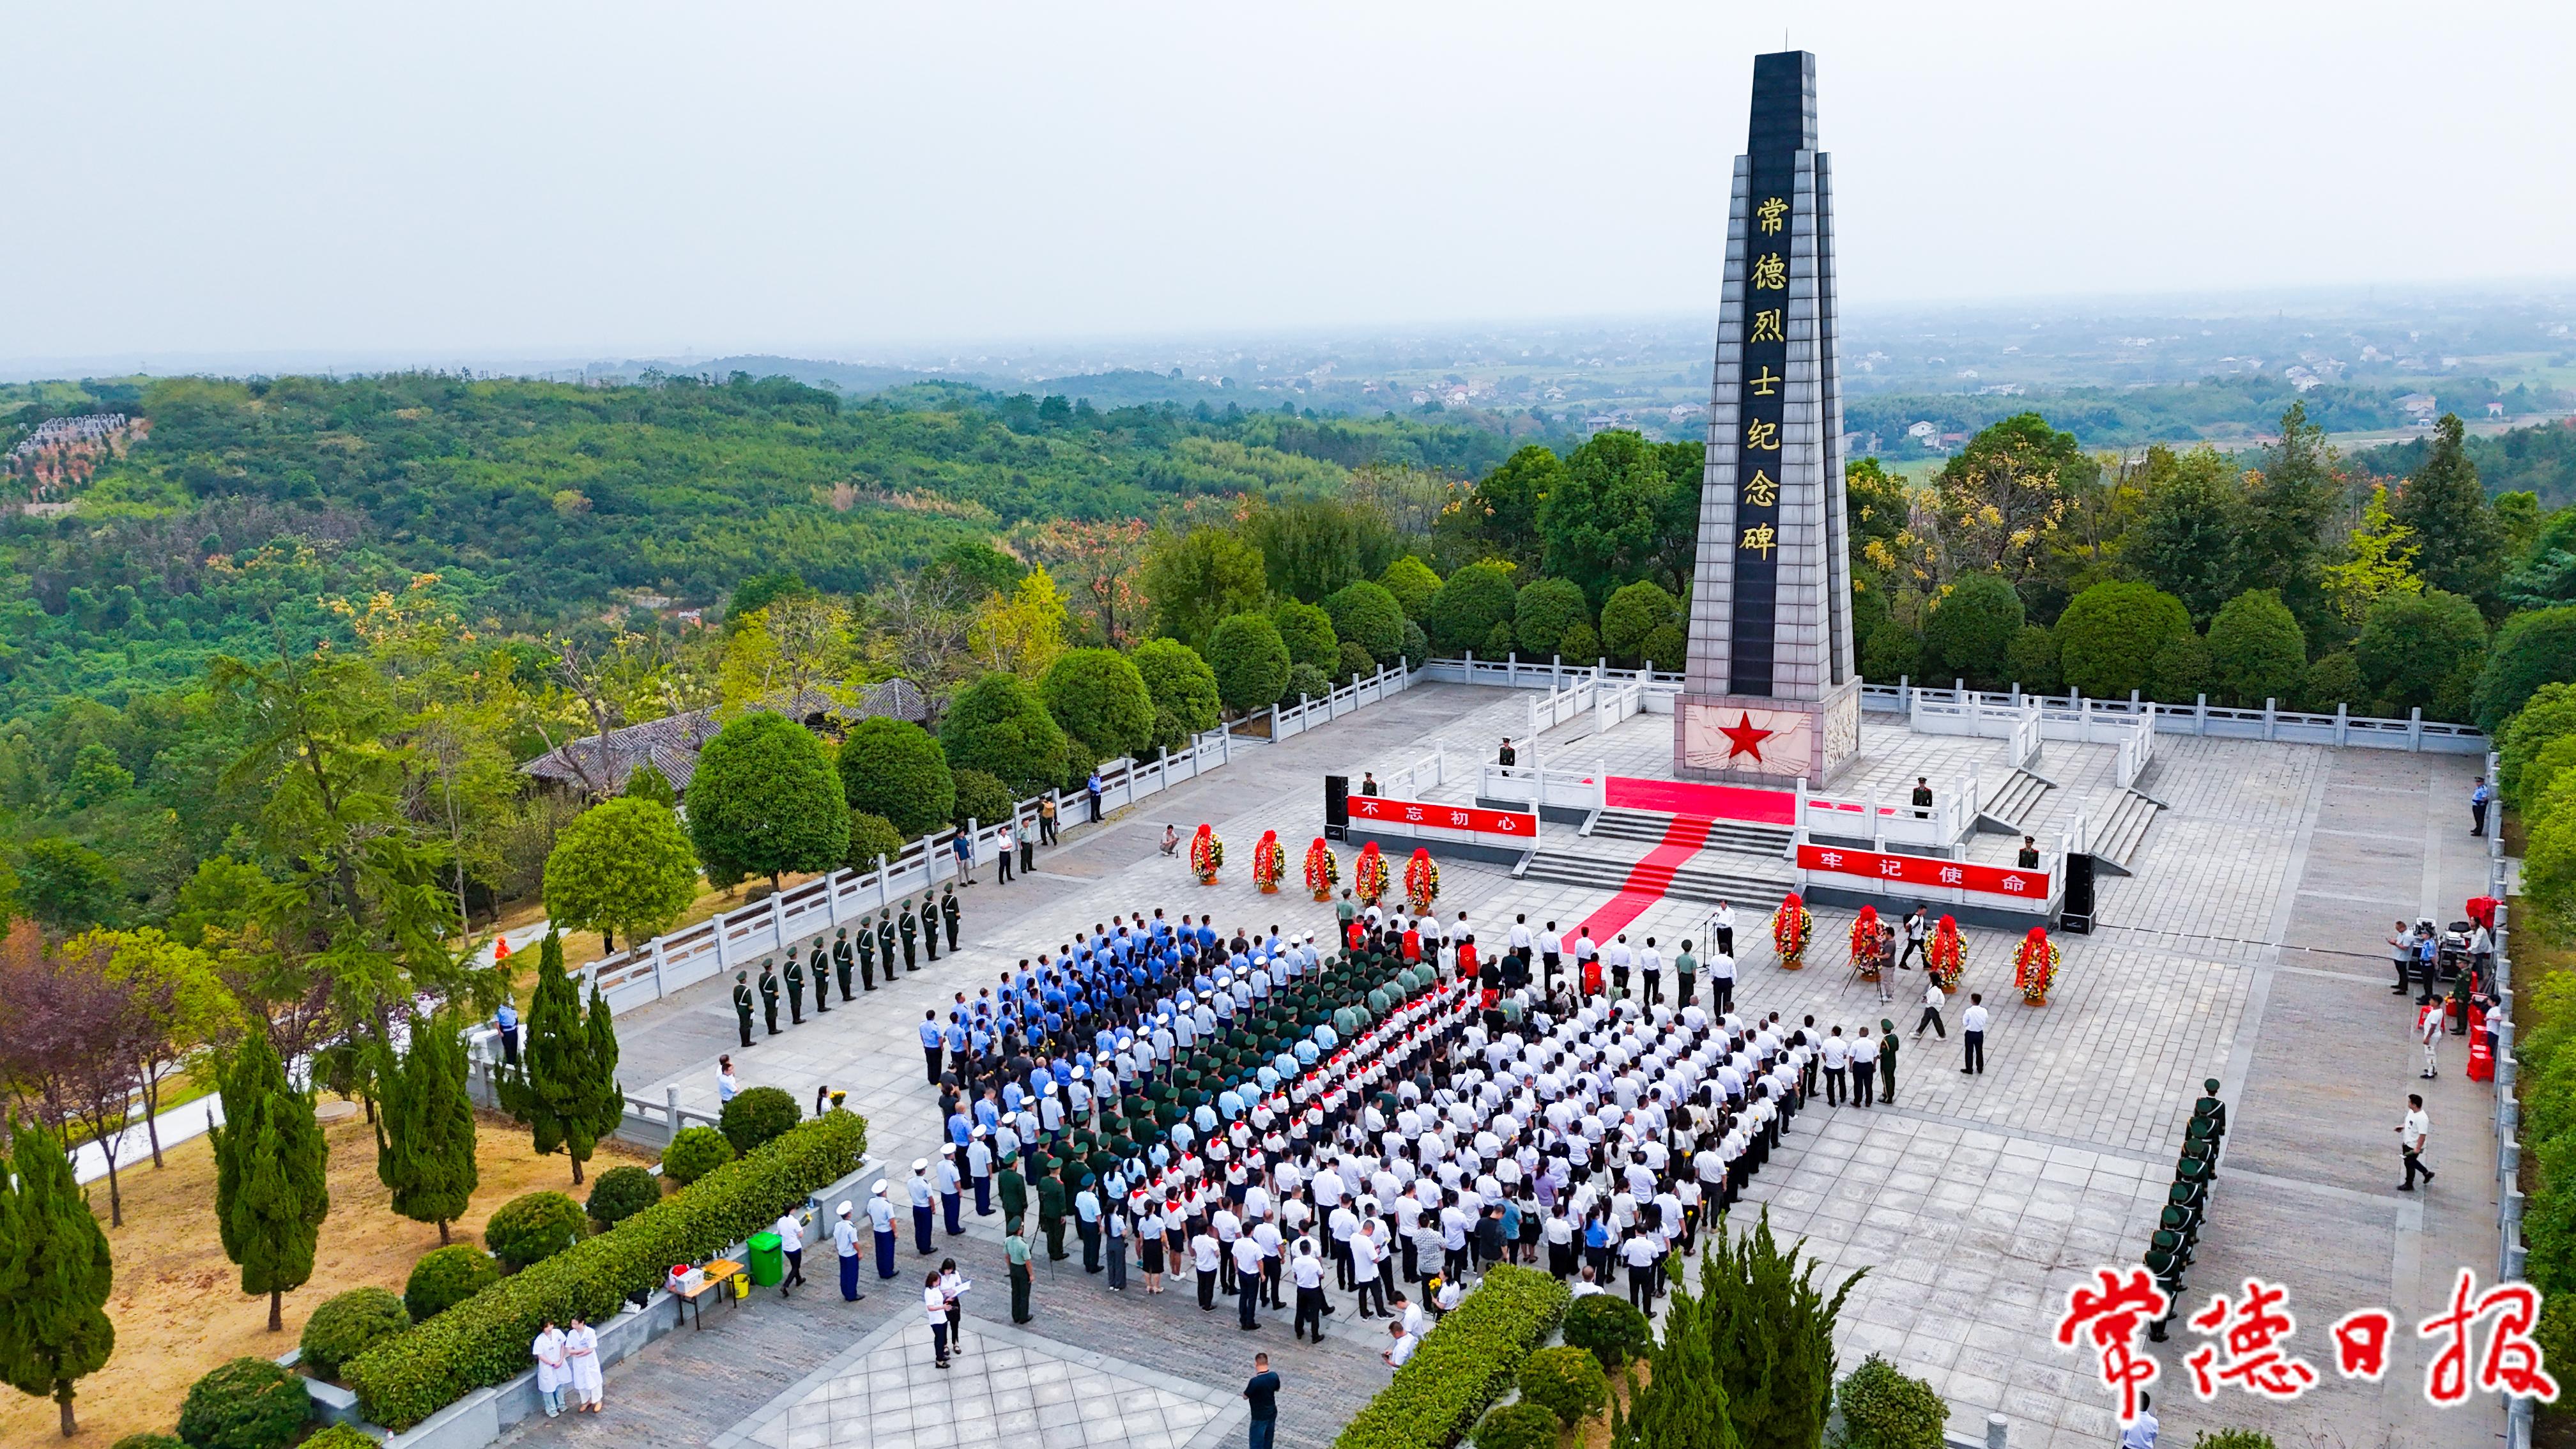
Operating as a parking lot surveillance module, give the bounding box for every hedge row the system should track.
[344,1110,868,1430]
[1333,1264,1571,1449]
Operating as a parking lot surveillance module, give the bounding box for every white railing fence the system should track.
[1480,763,1610,815]
[1380,743,1449,799]
[2115,702,2158,791]
[1268,662,1416,742]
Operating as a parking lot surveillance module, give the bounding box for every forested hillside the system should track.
[0,371,1554,714]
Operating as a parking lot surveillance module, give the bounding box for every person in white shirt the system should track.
[1193,1229,1224,1311]
[531,1321,568,1417]
[924,1272,954,1368]
[1960,993,1990,1075]
[2418,999,2444,1080]
[564,1317,603,1411]
[1232,1231,1268,1328]
[2398,1093,2435,1190]
[1820,1027,1850,1107]
[2121,1392,2159,1449]
[716,1055,739,1104]
[1352,1219,1389,1316]
[1709,947,1737,1015]
[1915,978,1946,1039]
[1383,1320,1418,1369]
[772,1207,807,1296]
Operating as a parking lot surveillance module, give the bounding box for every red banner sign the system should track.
[1798,843,2049,898]
[1350,795,1538,838]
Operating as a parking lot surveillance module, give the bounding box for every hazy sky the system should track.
[7,1,2571,367]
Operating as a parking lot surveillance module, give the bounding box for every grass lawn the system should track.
[1,1103,650,1446]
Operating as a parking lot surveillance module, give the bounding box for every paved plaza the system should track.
[498,682,2503,1449]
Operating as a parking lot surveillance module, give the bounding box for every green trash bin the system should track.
[746,1230,785,1288]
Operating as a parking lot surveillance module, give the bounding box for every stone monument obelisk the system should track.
[1675,49,1860,787]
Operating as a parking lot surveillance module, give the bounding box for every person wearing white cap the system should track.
[868,1181,899,1279]
[833,1200,866,1301]
[908,1159,936,1254]
[936,1144,965,1236]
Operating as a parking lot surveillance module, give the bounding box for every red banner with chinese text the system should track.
[1798,843,2049,899]
[1349,795,1538,838]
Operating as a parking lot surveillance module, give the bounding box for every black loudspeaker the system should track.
[2062,853,2097,933]
[1324,774,1349,840]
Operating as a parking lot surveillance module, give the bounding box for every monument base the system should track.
[1674,678,1861,788]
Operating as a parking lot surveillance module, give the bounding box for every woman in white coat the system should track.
[531,1321,568,1417]
[564,1316,604,1411]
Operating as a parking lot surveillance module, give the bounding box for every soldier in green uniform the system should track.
[1006,1218,1034,1323]
[899,901,919,972]
[784,950,807,1025]
[1675,939,1698,1010]
[759,958,782,1036]
[809,937,832,1013]
[875,913,896,985]
[941,885,962,953]
[1878,1017,1899,1106]
[921,896,940,963]
[732,970,755,1048]
[997,1150,1029,1226]
[832,928,857,999]
[1036,1169,1069,1261]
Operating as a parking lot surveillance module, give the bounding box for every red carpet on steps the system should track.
[1575,815,1714,941]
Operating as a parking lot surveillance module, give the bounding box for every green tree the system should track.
[2393,414,2505,610]
[844,810,905,871]
[924,539,1025,601]
[939,672,1070,795]
[1139,527,1266,649]
[1269,601,1340,672]
[1514,578,1592,659]
[1859,620,1920,684]
[1204,614,1292,716]
[2055,581,2192,700]
[2499,684,2576,810]
[685,712,848,891]
[2005,624,2060,693]
[371,1013,478,1244]
[496,934,623,1186]
[1241,498,1401,602]
[2356,590,2487,717]
[1685,1210,1856,1449]
[951,768,1013,829]
[1931,413,2084,583]
[1378,556,1443,620]
[2149,625,2211,703]
[542,798,699,954]
[2126,445,2245,624]
[1130,638,1222,753]
[726,569,812,627]
[836,718,954,838]
[2204,590,2308,708]
[1457,445,1565,570]
[1322,581,1406,665]
[619,761,677,807]
[0,1121,116,1437]
[2323,481,2424,628]
[16,839,119,933]
[2239,402,2341,637]
[2472,606,2576,735]
[2302,652,2367,712]
[1844,456,1910,560]
[1039,648,1154,761]
[208,1031,329,1332]
[1424,562,1518,655]
[1599,581,1680,667]
[1920,574,2025,687]
[1540,431,1684,597]
[1832,1354,1947,1449]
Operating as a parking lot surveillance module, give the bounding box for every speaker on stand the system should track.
[2061,853,2097,935]
[1324,774,1349,841]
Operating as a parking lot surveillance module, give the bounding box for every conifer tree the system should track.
[1609,1263,1741,1449]
[209,1031,330,1329]
[1690,1210,1858,1449]
[0,1121,116,1438]
[374,1016,479,1243]
[498,934,622,1184]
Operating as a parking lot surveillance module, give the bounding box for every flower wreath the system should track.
[2012,925,2062,1004]
[1190,824,1224,885]
[1252,831,1286,892]
[1404,848,1440,912]
[1924,914,1965,991]
[1355,841,1390,903]
[1849,904,1882,978]
[1773,891,1814,969]
[1304,837,1340,900]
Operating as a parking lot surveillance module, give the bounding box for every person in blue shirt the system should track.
[943,1015,968,1062]
[493,996,521,1068]
[919,1011,946,1085]
[947,1108,972,1148]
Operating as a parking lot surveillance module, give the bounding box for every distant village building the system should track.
[519,679,928,799]
[2397,393,2439,429]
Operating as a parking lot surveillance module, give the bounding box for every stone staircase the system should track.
[1976,769,2055,834]
[2088,790,2164,875]
[1585,807,1794,857]
[1516,845,1793,905]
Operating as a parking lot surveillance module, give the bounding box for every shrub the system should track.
[1560,1291,1650,1370]
[1859,620,1920,682]
[2186,1434,2278,1449]
[1427,564,1519,655]
[1059,739,1101,797]
[1516,1345,1607,1428]
[845,810,906,872]
[949,768,1015,832]
[112,1438,185,1449]
[1335,1265,1568,1449]
[1471,1401,1562,1449]
[2356,588,2486,717]
[1381,555,1443,619]
[940,672,1070,796]
[1338,639,1379,681]
[1401,620,1431,670]
[1599,581,1680,666]
[1834,1353,1947,1449]
[1131,637,1222,753]
[299,1285,411,1379]
[1326,580,1408,664]
[345,1112,868,1430]
[1921,574,2023,687]
[1512,578,1591,658]
[1272,599,1342,671]
[301,1429,381,1449]
[1558,620,1602,667]
[2502,684,2576,809]
[2301,651,2366,712]
[1284,663,1333,705]
[2149,625,2211,703]
[1206,613,1292,714]
[1039,648,1155,762]
[662,1124,737,1185]
[176,1356,309,1449]
[404,1243,500,1322]
[2055,581,2192,699]
[2204,588,2307,708]
[1640,624,1687,674]
[720,1085,803,1155]
[836,718,954,838]
[585,1164,662,1229]
[484,1191,588,1272]
[2005,624,2059,693]
[2474,606,2576,735]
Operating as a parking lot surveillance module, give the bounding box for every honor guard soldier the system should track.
[942,885,962,953]
[833,928,857,999]
[759,958,783,1036]
[732,971,755,1048]
[875,912,897,983]
[900,901,920,972]
[785,950,807,1025]
[809,937,833,1012]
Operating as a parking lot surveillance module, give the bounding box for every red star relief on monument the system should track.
[1721,711,1773,762]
